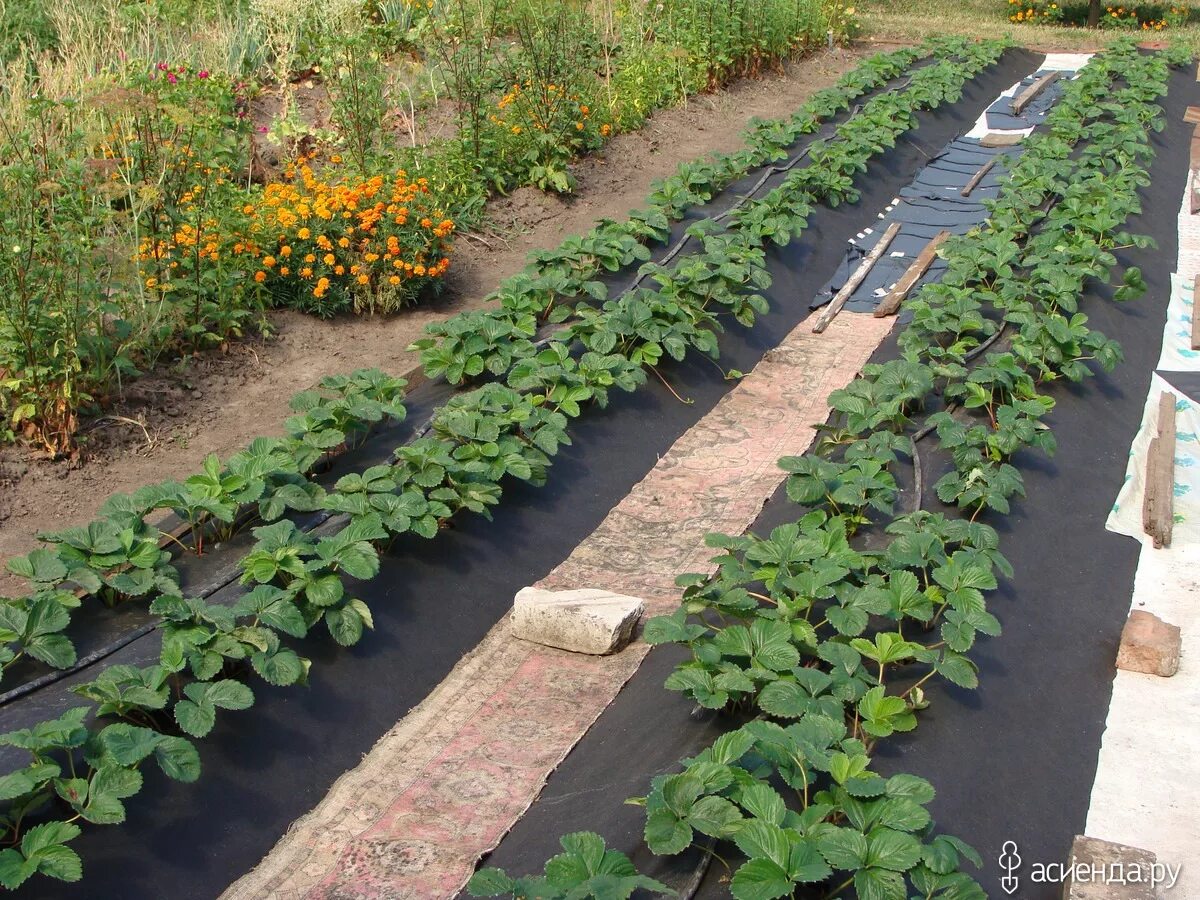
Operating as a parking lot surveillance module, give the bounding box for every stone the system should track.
[1116,610,1181,677]
[1061,835,1157,899]
[511,587,645,655]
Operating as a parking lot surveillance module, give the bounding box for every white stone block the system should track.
[511,587,645,655]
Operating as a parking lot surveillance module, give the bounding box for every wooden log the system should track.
[1193,275,1200,350]
[1010,71,1060,116]
[961,159,996,197]
[1143,391,1177,549]
[1185,105,1200,125]
[980,132,1023,148]
[1190,128,1200,215]
[874,230,950,318]
[812,221,902,334]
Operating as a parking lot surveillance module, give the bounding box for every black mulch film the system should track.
[4,50,1056,900]
[475,60,1197,900]
[811,71,1049,316]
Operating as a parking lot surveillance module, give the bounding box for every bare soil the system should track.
[0,44,876,590]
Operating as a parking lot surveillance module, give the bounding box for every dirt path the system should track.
[0,45,873,589]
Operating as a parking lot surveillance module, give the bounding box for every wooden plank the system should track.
[1184,105,1200,125]
[812,221,901,334]
[1010,71,1060,116]
[1193,275,1200,350]
[1191,127,1200,215]
[980,132,1023,148]
[874,230,950,318]
[961,159,996,197]
[1143,391,1177,549]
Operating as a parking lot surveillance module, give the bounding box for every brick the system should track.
[1116,610,1181,677]
[1062,835,1156,899]
[511,587,644,655]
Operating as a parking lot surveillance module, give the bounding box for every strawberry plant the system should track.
[468,832,671,899]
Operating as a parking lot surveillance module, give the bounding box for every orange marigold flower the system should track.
[254,271,267,283]
[298,227,311,239]
[263,256,276,267]
[357,273,370,285]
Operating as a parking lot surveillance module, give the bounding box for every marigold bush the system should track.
[252,158,454,315]
[1007,0,1189,27]
[146,157,456,318]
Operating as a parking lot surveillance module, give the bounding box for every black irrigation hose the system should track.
[0,622,160,707]
[907,303,1013,513]
[623,84,915,294]
[678,837,718,900]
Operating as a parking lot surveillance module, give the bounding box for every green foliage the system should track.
[467,832,671,899]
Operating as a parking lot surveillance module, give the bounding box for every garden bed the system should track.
[477,44,1198,900]
[0,45,874,593]
[0,41,1032,897]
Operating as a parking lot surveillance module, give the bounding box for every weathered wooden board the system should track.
[812,222,901,334]
[961,159,996,198]
[1010,71,1060,116]
[874,230,950,318]
[980,132,1024,148]
[1143,391,1177,549]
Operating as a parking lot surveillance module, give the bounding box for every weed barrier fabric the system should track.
[476,57,1196,900]
[810,136,1026,313]
[984,68,1066,130]
[1,50,1041,900]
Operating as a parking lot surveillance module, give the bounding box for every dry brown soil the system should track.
[0,44,878,589]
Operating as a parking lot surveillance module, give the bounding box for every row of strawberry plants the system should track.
[0,44,1010,890]
[0,370,409,693]
[410,37,988,385]
[417,40,1007,390]
[0,39,978,694]
[466,40,1185,900]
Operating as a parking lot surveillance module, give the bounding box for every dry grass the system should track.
[859,0,1200,52]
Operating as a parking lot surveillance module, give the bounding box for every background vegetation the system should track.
[861,0,1200,48]
[0,0,857,457]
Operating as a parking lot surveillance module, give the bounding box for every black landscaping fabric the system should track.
[1,50,1047,899]
[1158,370,1200,403]
[479,59,1195,900]
[984,68,1068,130]
[811,65,1078,316]
[810,136,1022,313]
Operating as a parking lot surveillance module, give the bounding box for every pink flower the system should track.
[166,73,178,84]
[198,70,210,79]
[257,126,268,133]
[157,62,169,71]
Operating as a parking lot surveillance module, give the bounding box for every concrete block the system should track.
[1062,835,1157,899]
[512,587,644,655]
[1116,610,1181,677]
